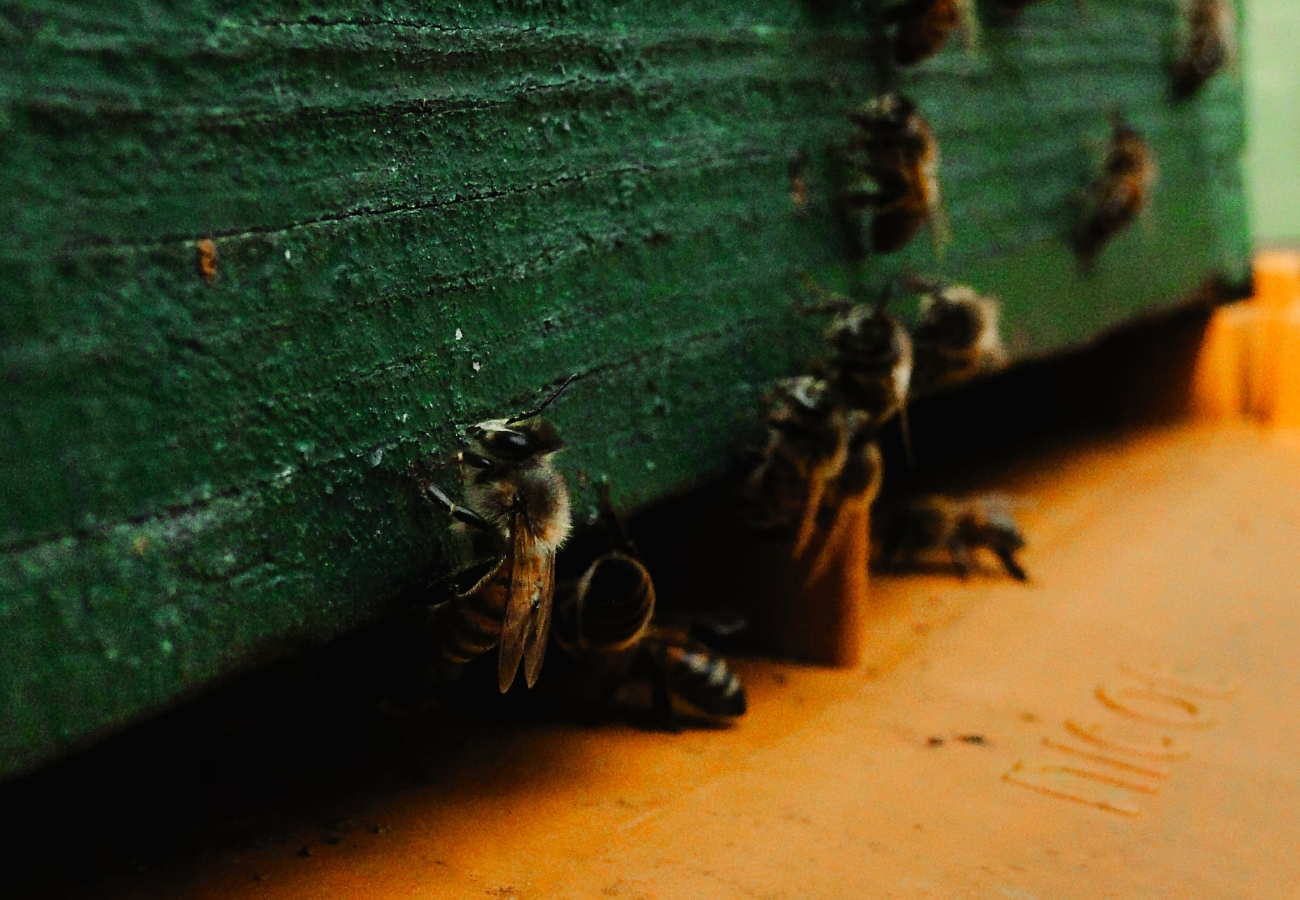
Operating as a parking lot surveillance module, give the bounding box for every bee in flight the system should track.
[1171,0,1236,100]
[840,92,949,257]
[909,278,1008,392]
[1074,114,1157,270]
[422,375,577,692]
[554,486,747,727]
[877,493,1029,581]
[886,0,979,66]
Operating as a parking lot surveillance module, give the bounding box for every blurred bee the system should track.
[554,487,746,725]
[910,279,1008,391]
[887,0,979,66]
[803,280,913,429]
[877,493,1028,581]
[1171,0,1236,100]
[422,375,577,692]
[840,93,949,257]
[1074,114,1157,270]
[743,375,871,558]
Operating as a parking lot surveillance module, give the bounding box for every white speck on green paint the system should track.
[285,249,291,260]
[645,461,656,471]
[370,448,384,467]
[455,328,463,341]
[472,360,482,372]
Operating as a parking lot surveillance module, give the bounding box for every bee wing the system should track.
[498,513,558,692]
[497,511,535,692]
[522,547,556,689]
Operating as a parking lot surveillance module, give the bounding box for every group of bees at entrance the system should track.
[844,0,1235,268]
[418,376,743,728]
[405,0,1237,728]
[738,275,1028,588]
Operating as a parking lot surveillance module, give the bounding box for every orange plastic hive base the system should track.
[118,423,1297,900]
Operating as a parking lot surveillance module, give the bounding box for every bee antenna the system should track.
[506,373,580,424]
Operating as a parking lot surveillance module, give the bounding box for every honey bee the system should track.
[841,93,949,257]
[887,0,979,66]
[422,375,577,691]
[1171,0,1236,100]
[554,488,746,725]
[804,282,913,428]
[1074,115,1157,270]
[877,493,1028,581]
[743,375,867,555]
[910,279,1007,391]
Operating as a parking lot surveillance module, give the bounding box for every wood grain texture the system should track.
[0,0,1248,778]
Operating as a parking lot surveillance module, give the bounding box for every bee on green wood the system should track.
[839,93,950,258]
[1074,114,1157,270]
[909,278,1008,392]
[421,375,577,691]
[1171,0,1237,100]
[886,0,979,66]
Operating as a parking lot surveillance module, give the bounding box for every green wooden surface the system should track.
[0,0,1249,779]
[1245,0,1300,245]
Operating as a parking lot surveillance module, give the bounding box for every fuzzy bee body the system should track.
[744,376,849,534]
[912,282,1007,391]
[843,93,948,256]
[821,302,914,426]
[878,494,1028,581]
[1171,0,1235,99]
[554,551,654,671]
[887,0,978,66]
[422,379,575,692]
[1074,117,1157,269]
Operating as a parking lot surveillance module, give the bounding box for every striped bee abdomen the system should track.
[426,559,510,669]
[575,553,655,650]
[650,631,747,718]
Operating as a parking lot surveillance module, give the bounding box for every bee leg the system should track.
[425,483,496,533]
[456,450,495,471]
[948,539,973,578]
[995,547,1029,582]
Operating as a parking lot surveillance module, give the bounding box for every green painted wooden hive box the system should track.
[0,0,1249,779]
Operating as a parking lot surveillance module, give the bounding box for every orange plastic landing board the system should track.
[116,425,1300,899]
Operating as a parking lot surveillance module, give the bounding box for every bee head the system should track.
[468,417,564,462]
[971,500,1025,551]
[917,286,990,347]
[827,305,908,371]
